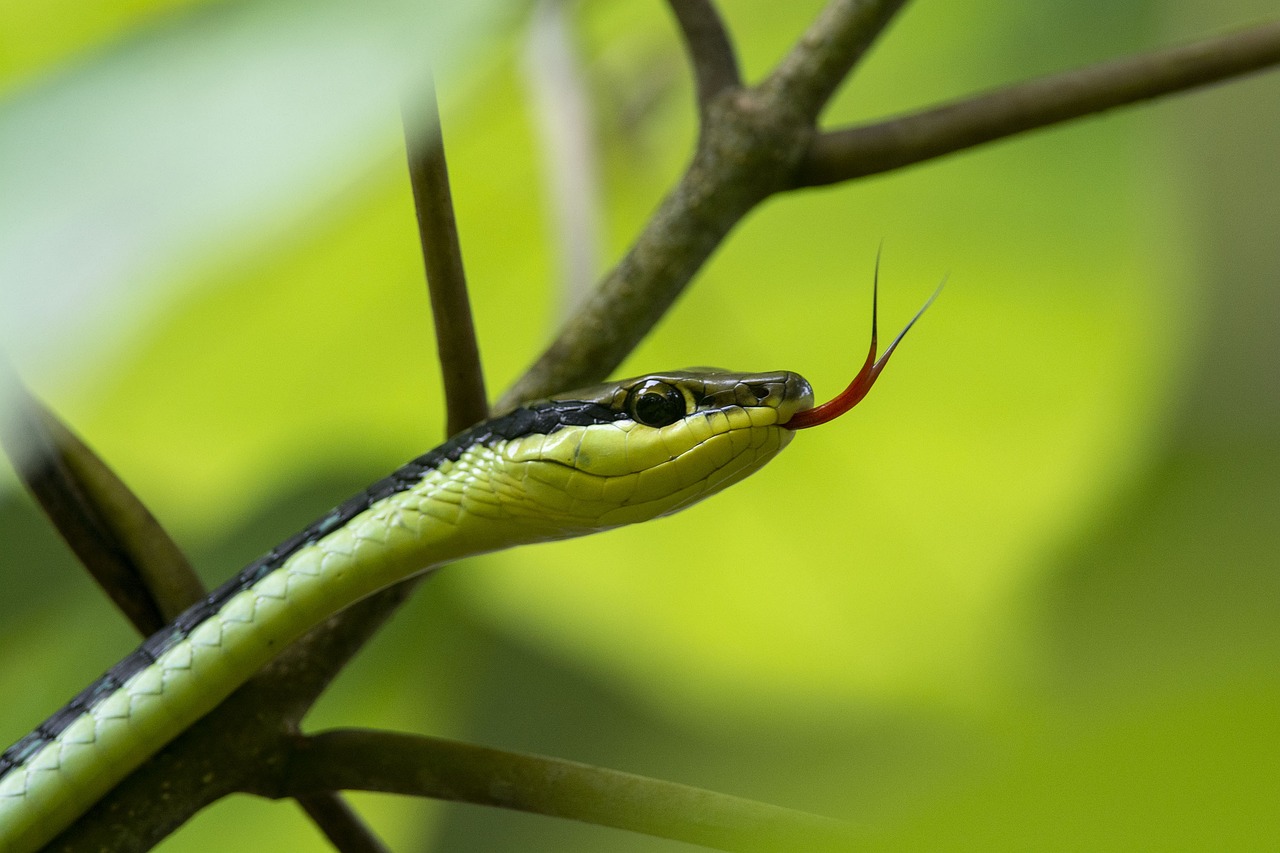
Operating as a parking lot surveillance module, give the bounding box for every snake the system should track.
[0,283,936,852]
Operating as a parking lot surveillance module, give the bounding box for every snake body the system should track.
[0,369,812,852]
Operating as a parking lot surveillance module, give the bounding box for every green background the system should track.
[1,1,1277,849]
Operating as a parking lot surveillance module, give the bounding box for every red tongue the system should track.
[785,268,944,431]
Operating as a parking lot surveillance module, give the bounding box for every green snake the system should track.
[0,284,933,851]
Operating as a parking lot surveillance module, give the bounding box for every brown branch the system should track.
[495,95,802,410]
[285,730,859,853]
[0,368,202,635]
[402,75,489,436]
[498,0,910,409]
[760,0,910,121]
[796,18,1280,187]
[664,0,742,113]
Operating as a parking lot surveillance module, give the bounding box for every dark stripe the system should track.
[0,399,624,778]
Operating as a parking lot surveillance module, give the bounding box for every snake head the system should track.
[494,370,813,531]
[452,262,938,541]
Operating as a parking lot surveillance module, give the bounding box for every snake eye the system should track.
[627,380,687,427]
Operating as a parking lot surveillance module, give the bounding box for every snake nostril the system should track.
[748,384,770,401]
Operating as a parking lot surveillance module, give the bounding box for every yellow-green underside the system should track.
[0,407,786,853]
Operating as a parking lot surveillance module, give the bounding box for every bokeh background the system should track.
[2,1,1277,849]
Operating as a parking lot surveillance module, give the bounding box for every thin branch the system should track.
[494,98,797,410]
[760,0,910,121]
[796,18,1280,186]
[247,71,498,849]
[295,794,392,853]
[665,0,742,113]
[286,730,859,853]
[523,0,605,313]
[498,0,910,409]
[402,75,489,436]
[0,368,202,634]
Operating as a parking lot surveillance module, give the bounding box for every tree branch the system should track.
[760,0,910,121]
[498,0,911,409]
[402,75,489,436]
[0,365,202,635]
[295,793,391,853]
[495,91,803,409]
[664,0,742,114]
[285,730,858,853]
[795,19,1280,187]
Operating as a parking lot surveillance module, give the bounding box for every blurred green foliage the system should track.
[1,0,1277,850]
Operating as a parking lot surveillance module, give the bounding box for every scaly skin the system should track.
[0,369,811,853]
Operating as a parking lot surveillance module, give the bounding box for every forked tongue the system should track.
[785,268,944,430]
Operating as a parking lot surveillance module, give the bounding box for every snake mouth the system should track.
[776,372,815,426]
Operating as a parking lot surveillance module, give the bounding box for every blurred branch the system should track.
[0,366,202,635]
[796,18,1280,186]
[285,730,859,853]
[664,0,741,114]
[295,793,392,853]
[403,75,489,436]
[524,0,604,312]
